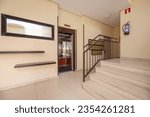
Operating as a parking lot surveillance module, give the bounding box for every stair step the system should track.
[83,60,150,100]
[83,84,106,100]
[83,80,137,100]
[90,74,141,99]
[101,61,150,76]
[96,66,150,89]
[90,73,150,99]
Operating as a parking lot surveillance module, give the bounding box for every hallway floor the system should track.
[0,71,94,100]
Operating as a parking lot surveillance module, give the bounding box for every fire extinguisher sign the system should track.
[125,8,131,14]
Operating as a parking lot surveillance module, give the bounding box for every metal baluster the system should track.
[89,49,91,70]
[86,51,87,74]
[83,51,85,82]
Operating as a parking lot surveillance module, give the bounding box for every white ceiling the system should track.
[51,0,131,27]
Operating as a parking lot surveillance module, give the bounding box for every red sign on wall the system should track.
[125,8,131,14]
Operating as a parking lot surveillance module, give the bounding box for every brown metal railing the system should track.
[83,34,120,82]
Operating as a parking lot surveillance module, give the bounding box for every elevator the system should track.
[58,27,76,73]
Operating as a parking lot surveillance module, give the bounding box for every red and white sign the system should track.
[125,8,131,14]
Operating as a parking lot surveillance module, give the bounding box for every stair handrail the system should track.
[83,34,119,82]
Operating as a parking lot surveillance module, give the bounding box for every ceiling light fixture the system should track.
[105,14,111,19]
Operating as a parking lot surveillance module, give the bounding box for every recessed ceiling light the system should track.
[105,14,111,19]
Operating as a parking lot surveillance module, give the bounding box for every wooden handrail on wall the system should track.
[0,51,45,54]
[0,51,56,68]
[14,61,56,68]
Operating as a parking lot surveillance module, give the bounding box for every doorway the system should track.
[58,27,76,73]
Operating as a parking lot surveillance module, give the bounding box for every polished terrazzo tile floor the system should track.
[0,71,94,100]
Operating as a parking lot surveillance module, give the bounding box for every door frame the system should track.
[58,26,76,74]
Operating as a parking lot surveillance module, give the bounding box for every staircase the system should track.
[83,59,150,100]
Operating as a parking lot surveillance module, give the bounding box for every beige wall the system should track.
[0,0,118,90]
[113,26,120,39]
[83,16,113,45]
[121,0,150,59]
[58,9,83,70]
[58,11,114,70]
[0,0,58,90]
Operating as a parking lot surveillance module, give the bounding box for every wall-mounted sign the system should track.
[64,24,71,27]
[125,8,131,14]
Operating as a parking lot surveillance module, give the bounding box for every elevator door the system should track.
[58,27,76,73]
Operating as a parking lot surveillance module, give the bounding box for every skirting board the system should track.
[0,75,59,92]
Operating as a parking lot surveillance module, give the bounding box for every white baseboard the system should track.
[0,75,59,92]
